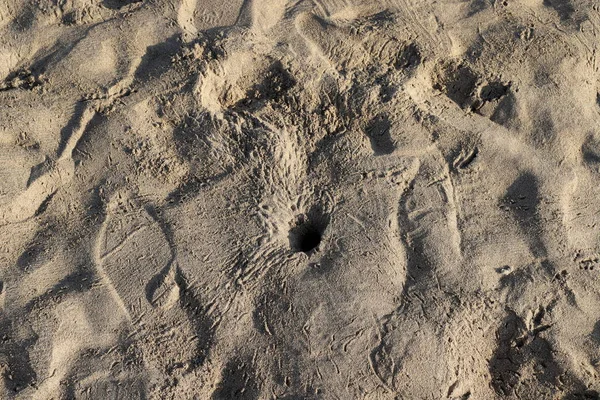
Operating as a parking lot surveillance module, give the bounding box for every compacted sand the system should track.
[1,0,600,399]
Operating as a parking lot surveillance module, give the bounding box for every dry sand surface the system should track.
[2,0,600,399]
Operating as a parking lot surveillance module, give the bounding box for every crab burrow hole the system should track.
[288,207,329,254]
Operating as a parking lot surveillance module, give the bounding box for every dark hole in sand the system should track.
[480,82,509,102]
[289,209,329,253]
[290,222,322,253]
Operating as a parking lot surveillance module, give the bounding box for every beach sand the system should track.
[1,0,600,398]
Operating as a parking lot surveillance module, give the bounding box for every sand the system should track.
[1,0,600,398]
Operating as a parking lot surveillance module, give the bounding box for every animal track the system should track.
[472,81,510,114]
[365,114,395,155]
[433,62,480,109]
[489,308,560,397]
[0,315,37,394]
[0,69,44,91]
[235,61,296,110]
[581,134,600,165]
[500,172,546,258]
[433,61,511,120]
[452,146,478,170]
[394,42,421,71]
[574,251,600,271]
[212,358,258,400]
[479,82,510,102]
[543,0,576,22]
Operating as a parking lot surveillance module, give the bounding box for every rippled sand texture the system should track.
[2,0,600,399]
